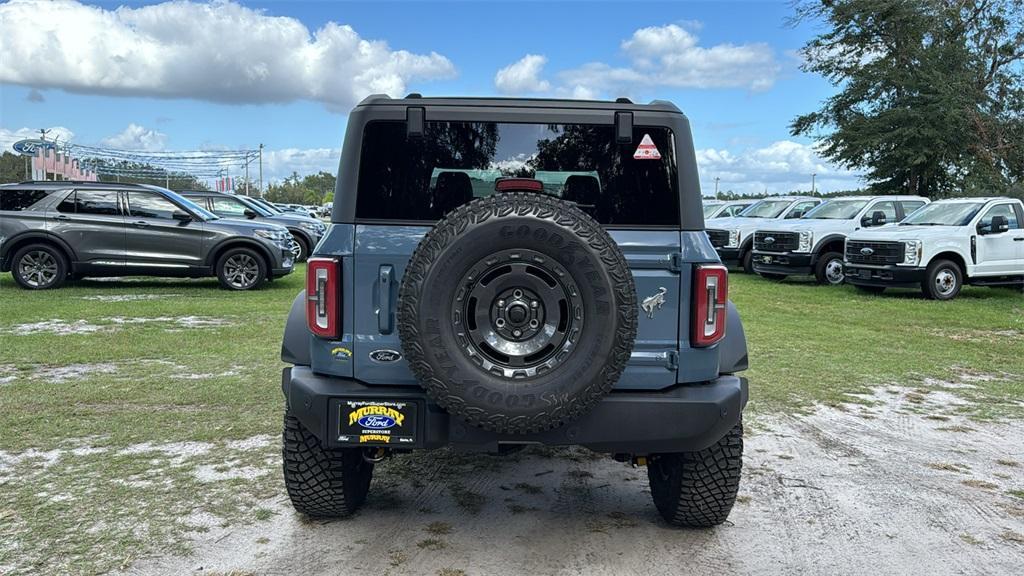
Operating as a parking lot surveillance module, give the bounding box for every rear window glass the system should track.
[356,121,680,226]
[0,189,49,211]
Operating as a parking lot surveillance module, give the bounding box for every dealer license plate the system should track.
[338,399,418,446]
[761,255,773,264]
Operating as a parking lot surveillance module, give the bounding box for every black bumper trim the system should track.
[715,247,742,264]
[282,366,748,454]
[844,264,927,287]
[751,251,814,275]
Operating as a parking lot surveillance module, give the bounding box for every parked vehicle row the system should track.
[0,181,295,290]
[704,195,1024,300]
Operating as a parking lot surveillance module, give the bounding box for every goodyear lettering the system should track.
[349,406,405,427]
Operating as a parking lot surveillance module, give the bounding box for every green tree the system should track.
[791,0,1024,198]
[1,152,29,183]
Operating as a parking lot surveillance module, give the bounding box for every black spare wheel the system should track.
[398,192,637,434]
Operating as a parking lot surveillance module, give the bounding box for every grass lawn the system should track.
[0,267,1021,573]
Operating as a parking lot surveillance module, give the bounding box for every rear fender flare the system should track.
[281,290,311,366]
[719,301,748,374]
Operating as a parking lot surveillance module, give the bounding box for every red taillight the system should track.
[693,264,728,347]
[306,257,340,338]
[495,178,544,192]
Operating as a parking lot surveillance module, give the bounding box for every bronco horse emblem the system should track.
[641,287,668,319]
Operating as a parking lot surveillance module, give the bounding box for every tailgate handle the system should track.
[377,265,394,334]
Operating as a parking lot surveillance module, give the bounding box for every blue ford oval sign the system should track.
[357,415,397,429]
[11,139,55,156]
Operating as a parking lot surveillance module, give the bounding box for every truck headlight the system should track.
[902,240,922,266]
[796,231,813,253]
[727,230,740,248]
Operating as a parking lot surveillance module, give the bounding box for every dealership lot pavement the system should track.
[1,271,1022,575]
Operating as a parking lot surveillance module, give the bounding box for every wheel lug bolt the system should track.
[531,301,538,308]
[497,300,505,307]
[513,329,521,337]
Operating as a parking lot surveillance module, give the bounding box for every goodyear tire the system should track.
[282,413,373,517]
[398,192,637,434]
[648,422,743,528]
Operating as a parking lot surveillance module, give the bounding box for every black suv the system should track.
[279,95,750,527]
[180,190,326,261]
[0,181,295,290]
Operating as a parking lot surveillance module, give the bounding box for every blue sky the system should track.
[0,0,860,194]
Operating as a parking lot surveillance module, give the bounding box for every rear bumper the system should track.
[282,366,748,454]
[844,264,926,287]
[751,251,814,276]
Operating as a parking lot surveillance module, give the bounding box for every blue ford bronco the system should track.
[280,95,749,527]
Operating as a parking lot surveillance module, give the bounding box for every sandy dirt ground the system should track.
[127,387,1023,576]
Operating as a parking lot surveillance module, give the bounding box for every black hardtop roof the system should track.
[357,94,684,115]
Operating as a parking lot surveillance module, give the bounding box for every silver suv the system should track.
[0,181,295,290]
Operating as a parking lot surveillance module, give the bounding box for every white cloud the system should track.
[497,24,779,99]
[260,147,341,183]
[101,124,168,151]
[0,126,76,152]
[0,0,456,110]
[696,140,864,196]
[494,55,551,94]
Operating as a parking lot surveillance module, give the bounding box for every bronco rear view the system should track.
[279,95,750,527]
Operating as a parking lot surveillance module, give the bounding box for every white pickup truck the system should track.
[705,196,822,273]
[750,195,929,284]
[844,197,1024,300]
[703,199,754,220]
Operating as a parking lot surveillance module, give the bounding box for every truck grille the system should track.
[846,241,904,265]
[706,229,729,248]
[754,231,798,252]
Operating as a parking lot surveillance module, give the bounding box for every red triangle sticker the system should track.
[633,133,662,160]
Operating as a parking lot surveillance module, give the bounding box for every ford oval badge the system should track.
[860,247,875,256]
[765,236,775,244]
[369,349,402,363]
[358,415,397,429]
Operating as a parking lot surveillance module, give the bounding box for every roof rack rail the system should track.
[405,92,422,99]
[615,97,633,104]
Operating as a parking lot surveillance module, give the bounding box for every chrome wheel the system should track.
[223,253,260,289]
[17,250,59,288]
[934,268,957,297]
[290,238,303,260]
[453,249,583,379]
[824,258,845,285]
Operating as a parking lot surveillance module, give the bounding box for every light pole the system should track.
[714,177,721,200]
[811,173,817,194]
[258,144,264,198]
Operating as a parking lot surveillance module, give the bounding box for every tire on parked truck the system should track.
[398,192,637,435]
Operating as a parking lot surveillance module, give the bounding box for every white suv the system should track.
[844,197,1024,300]
[703,199,755,220]
[751,195,929,284]
[705,196,822,273]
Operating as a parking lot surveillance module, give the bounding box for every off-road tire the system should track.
[648,422,743,528]
[11,243,69,290]
[282,413,373,517]
[921,259,963,301]
[398,192,637,435]
[215,247,267,291]
[814,251,845,285]
[855,285,886,295]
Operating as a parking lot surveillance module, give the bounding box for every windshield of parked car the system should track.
[900,202,984,226]
[235,196,275,217]
[801,199,869,220]
[737,199,793,218]
[164,189,218,220]
[703,203,724,217]
[356,121,680,226]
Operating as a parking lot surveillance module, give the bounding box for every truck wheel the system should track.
[216,247,266,290]
[11,243,69,290]
[398,192,637,434]
[282,413,373,517]
[814,251,845,285]
[922,259,962,301]
[648,422,743,528]
[740,249,754,274]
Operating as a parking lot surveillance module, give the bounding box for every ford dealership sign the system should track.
[11,139,55,156]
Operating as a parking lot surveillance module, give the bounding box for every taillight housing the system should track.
[693,264,728,347]
[306,257,340,338]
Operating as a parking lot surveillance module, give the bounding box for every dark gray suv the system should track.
[0,181,295,290]
[180,190,325,261]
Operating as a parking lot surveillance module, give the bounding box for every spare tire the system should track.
[398,192,637,434]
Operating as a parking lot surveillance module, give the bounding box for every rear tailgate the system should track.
[348,225,681,390]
